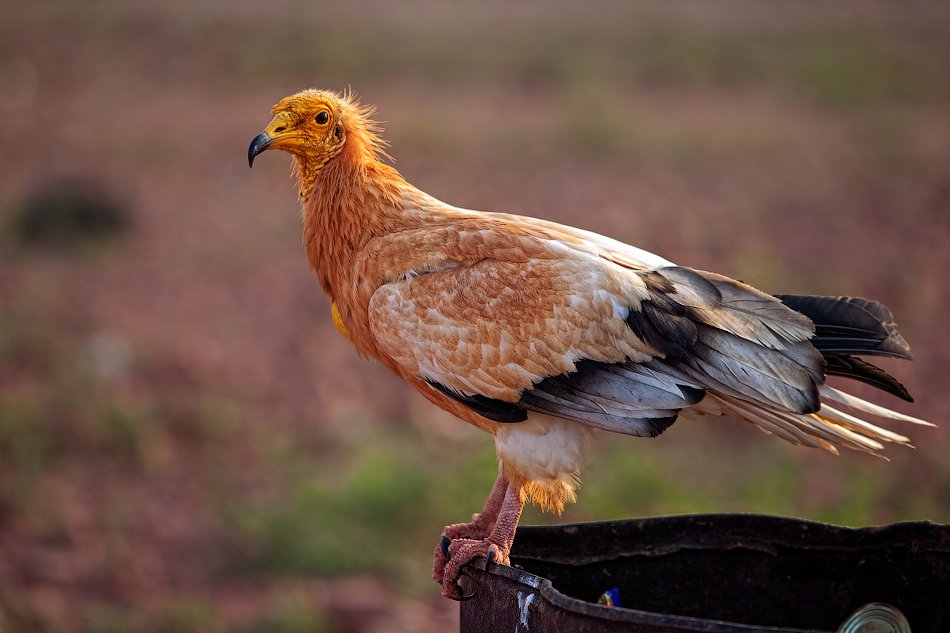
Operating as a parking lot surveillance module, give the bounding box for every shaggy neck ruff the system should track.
[299,136,407,301]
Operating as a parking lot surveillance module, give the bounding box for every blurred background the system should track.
[1,1,948,631]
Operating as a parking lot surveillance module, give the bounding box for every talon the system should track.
[486,544,497,565]
[456,570,476,601]
[445,576,475,602]
[440,535,451,560]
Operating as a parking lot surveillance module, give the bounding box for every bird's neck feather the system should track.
[300,146,408,301]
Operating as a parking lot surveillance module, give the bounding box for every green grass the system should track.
[83,605,147,633]
[217,428,498,591]
[236,594,333,633]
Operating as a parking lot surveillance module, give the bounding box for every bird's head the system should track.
[248,89,387,200]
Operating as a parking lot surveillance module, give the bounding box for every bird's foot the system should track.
[432,517,492,583]
[433,478,521,600]
[439,537,510,601]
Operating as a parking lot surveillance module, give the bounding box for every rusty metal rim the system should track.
[509,513,950,565]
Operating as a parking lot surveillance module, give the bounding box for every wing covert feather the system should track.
[369,253,654,401]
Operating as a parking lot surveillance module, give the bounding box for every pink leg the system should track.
[432,474,508,582]
[439,482,525,600]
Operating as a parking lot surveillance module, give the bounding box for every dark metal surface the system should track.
[459,514,950,633]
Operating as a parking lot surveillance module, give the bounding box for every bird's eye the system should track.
[315,111,329,125]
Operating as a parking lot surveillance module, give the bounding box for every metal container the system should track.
[459,514,950,632]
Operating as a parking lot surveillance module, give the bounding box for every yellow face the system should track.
[248,90,346,168]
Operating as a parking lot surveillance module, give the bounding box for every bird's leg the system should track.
[439,482,525,600]
[432,473,508,583]
[442,473,509,541]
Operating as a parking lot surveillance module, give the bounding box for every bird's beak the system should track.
[248,111,298,168]
[247,132,272,168]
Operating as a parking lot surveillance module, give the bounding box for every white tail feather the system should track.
[708,394,834,452]
[820,386,935,427]
[817,403,910,444]
[703,387,932,457]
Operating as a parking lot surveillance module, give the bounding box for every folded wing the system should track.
[365,222,843,442]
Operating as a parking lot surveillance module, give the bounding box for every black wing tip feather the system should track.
[775,294,913,360]
[774,293,916,402]
[427,360,695,435]
[626,272,702,360]
[518,358,702,438]
[678,384,707,406]
[426,380,527,423]
[794,384,822,415]
[824,356,914,402]
[878,328,913,360]
[644,415,678,438]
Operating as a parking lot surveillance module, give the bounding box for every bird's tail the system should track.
[710,387,932,456]
[698,294,934,456]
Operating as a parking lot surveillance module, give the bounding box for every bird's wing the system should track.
[487,211,676,271]
[362,217,823,438]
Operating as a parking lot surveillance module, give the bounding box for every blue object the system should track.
[598,587,622,608]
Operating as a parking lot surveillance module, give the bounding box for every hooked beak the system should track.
[247,132,272,168]
[248,111,297,168]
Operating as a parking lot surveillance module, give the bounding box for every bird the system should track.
[247,89,933,600]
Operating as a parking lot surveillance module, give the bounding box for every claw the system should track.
[456,571,476,601]
[440,534,452,560]
[439,538,507,601]
[485,542,510,570]
[444,573,476,602]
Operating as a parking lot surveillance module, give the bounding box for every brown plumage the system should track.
[247,89,933,600]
